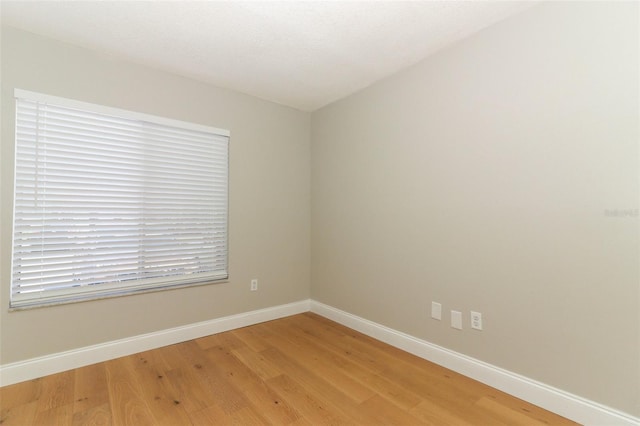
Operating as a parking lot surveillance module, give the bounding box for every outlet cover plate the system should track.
[451,310,462,330]
[431,302,442,320]
[471,311,482,330]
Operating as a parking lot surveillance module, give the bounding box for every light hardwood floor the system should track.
[0,312,578,425]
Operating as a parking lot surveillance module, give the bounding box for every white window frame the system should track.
[10,89,230,309]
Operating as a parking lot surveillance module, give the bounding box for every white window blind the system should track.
[11,89,229,309]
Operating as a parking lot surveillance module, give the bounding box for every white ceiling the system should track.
[1,1,534,112]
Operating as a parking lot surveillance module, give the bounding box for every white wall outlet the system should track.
[471,311,483,330]
[250,279,258,291]
[451,310,462,330]
[431,302,442,320]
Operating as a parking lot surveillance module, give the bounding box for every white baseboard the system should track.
[0,299,310,387]
[310,300,639,426]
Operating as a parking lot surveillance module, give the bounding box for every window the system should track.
[10,89,229,309]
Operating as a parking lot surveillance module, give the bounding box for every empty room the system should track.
[0,1,638,425]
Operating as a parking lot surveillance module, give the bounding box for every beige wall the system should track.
[0,27,311,363]
[311,2,639,417]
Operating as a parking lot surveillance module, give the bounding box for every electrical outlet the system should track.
[250,279,258,291]
[431,302,442,320]
[471,311,482,330]
[451,310,462,330]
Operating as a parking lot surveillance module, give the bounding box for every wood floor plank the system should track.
[150,342,221,415]
[153,343,191,372]
[259,346,391,425]
[0,400,38,426]
[358,393,427,425]
[409,398,476,426]
[223,406,272,425]
[202,336,302,425]
[0,378,42,411]
[229,345,284,381]
[72,403,112,426]
[196,329,246,351]
[286,417,315,426]
[475,395,562,425]
[206,334,299,425]
[104,358,157,426]
[188,403,270,426]
[265,374,352,425]
[0,313,578,426]
[230,324,272,352]
[186,401,232,425]
[35,370,75,413]
[479,390,571,425]
[73,362,109,414]
[123,350,192,425]
[33,402,74,426]
[162,367,217,415]
[255,320,377,403]
[176,340,251,415]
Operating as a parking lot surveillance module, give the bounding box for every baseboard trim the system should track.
[310,300,639,426]
[0,299,310,387]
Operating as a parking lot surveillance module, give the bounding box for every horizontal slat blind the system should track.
[11,89,229,308]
